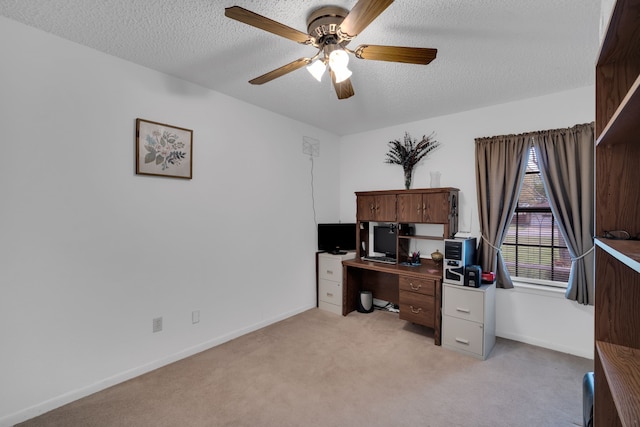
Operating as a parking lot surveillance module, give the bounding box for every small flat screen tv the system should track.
[317,223,356,254]
[373,225,397,258]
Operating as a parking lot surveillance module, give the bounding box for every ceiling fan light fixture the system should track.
[328,48,349,70]
[306,59,326,82]
[328,48,351,83]
[332,66,352,83]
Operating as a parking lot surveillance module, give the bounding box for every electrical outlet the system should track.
[302,136,319,157]
[152,317,163,333]
[192,310,200,324]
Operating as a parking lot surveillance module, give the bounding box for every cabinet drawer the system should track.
[318,258,343,281]
[318,278,342,306]
[443,315,484,356]
[318,300,342,315]
[399,276,435,296]
[399,290,434,327]
[443,286,484,323]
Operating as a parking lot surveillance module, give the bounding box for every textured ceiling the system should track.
[0,0,601,135]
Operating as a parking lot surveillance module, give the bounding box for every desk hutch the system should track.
[342,187,459,346]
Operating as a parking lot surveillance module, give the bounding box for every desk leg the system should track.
[434,280,442,346]
[342,265,360,316]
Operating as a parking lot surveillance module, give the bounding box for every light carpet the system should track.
[18,308,593,426]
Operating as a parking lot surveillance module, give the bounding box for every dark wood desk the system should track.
[342,258,443,345]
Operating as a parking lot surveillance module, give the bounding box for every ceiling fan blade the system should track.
[225,6,312,44]
[331,71,355,100]
[354,45,437,65]
[338,0,395,40]
[249,58,312,85]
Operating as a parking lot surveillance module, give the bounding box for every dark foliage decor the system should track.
[385,132,440,189]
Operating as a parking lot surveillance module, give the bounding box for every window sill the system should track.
[506,280,567,298]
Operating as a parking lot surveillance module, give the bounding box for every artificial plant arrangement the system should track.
[385,132,440,189]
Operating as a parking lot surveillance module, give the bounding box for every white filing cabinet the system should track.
[442,283,496,360]
[317,251,355,315]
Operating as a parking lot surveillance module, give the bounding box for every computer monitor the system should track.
[373,225,397,258]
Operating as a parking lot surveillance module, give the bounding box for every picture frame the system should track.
[136,118,193,179]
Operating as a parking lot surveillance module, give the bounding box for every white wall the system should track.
[0,17,341,426]
[338,87,595,359]
[496,283,594,358]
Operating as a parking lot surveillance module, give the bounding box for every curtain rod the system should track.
[475,122,594,143]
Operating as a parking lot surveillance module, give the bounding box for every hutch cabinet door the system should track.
[357,195,378,221]
[357,194,396,222]
[423,192,451,223]
[376,195,397,222]
[397,193,424,222]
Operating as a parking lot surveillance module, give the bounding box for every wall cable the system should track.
[309,155,317,227]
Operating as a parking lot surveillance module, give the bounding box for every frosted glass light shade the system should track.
[328,49,351,83]
[329,49,349,69]
[306,60,326,82]
[332,66,352,83]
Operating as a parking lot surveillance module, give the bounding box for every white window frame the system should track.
[501,147,570,289]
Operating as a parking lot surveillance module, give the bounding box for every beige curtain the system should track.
[475,134,530,289]
[532,123,595,305]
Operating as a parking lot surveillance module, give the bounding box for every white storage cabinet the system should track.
[442,283,495,360]
[317,252,355,315]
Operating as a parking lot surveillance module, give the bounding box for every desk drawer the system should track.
[318,258,343,281]
[443,285,484,323]
[399,290,434,327]
[318,278,342,306]
[399,276,435,296]
[442,315,484,356]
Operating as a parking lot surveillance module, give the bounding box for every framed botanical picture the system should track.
[136,118,193,179]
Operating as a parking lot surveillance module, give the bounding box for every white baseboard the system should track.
[1,304,315,427]
[496,331,594,360]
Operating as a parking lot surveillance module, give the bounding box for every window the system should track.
[501,147,571,287]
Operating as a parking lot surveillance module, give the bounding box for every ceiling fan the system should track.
[224,0,437,100]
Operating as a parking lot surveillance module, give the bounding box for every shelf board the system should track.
[595,238,640,273]
[596,74,640,146]
[596,341,640,426]
[398,235,443,241]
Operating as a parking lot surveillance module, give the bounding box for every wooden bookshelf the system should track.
[594,1,640,425]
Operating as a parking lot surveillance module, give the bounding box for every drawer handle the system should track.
[456,307,471,314]
[326,292,333,297]
[409,306,422,314]
[410,283,421,291]
[326,270,333,275]
[455,337,470,345]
